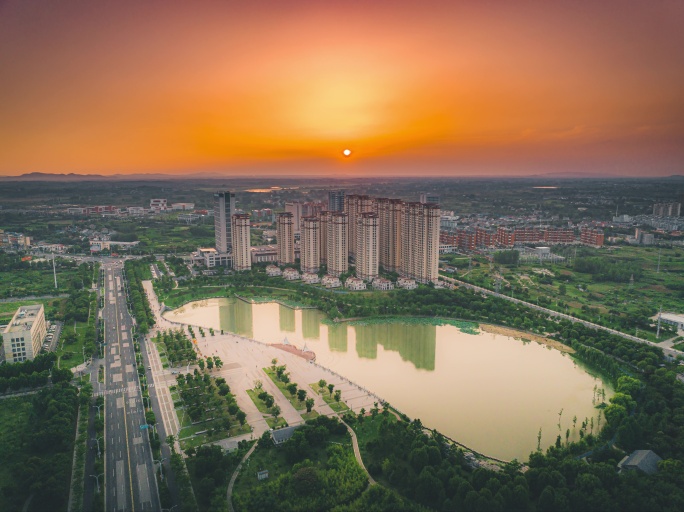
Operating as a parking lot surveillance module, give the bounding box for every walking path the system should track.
[341,418,375,485]
[226,441,258,512]
[441,276,684,360]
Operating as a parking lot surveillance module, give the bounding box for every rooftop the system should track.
[4,304,44,334]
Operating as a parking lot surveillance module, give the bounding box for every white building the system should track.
[283,268,300,281]
[150,198,168,210]
[193,247,230,268]
[231,214,251,271]
[128,206,146,216]
[372,278,394,291]
[397,277,418,290]
[172,202,195,211]
[2,304,47,363]
[266,265,282,277]
[322,275,342,288]
[345,276,366,291]
[302,272,320,284]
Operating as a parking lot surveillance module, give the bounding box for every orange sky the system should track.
[1,0,683,177]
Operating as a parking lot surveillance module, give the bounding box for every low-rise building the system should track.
[302,272,320,284]
[321,275,342,288]
[283,268,300,281]
[266,265,282,277]
[397,277,418,290]
[618,450,662,474]
[2,304,47,363]
[345,277,366,290]
[372,278,394,291]
[192,247,231,268]
[172,202,195,211]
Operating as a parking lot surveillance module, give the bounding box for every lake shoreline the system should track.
[480,324,575,354]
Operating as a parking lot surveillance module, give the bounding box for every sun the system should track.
[343,149,352,157]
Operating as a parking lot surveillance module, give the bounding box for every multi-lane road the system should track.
[102,262,160,512]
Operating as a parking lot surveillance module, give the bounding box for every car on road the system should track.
[148,366,152,370]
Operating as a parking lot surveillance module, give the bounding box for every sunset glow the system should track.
[0,0,683,177]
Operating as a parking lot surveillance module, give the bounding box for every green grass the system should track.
[246,389,275,415]
[263,368,307,410]
[301,410,320,421]
[310,383,350,412]
[265,417,288,429]
[56,320,90,369]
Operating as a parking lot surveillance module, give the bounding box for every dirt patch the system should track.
[480,324,575,354]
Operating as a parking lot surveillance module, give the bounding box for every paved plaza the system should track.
[142,281,379,452]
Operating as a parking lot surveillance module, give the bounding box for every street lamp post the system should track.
[92,436,104,458]
[154,458,166,480]
[93,403,104,419]
[91,473,104,493]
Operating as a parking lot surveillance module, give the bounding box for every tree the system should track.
[334,389,341,403]
[254,379,263,390]
[272,405,281,421]
[206,357,214,370]
[287,383,298,396]
[327,383,335,396]
[236,410,247,426]
[198,359,205,371]
[271,358,278,370]
[318,379,327,390]
[305,398,314,413]
[297,389,307,402]
[214,356,223,369]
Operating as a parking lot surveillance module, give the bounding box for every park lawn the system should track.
[301,410,320,421]
[309,383,350,412]
[156,286,229,309]
[56,320,90,369]
[263,368,307,410]
[0,264,87,299]
[265,417,288,429]
[246,389,274,415]
[0,298,59,320]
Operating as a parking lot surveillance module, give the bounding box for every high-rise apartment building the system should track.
[376,198,403,272]
[653,202,681,217]
[276,212,295,265]
[327,212,348,277]
[401,202,440,284]
[285,201,303,232]
[580,228,605,247]
[301,216,321,274]
[345,195,375,259]
[302,202,325,218]
[419,193,440,204]
[214,191,236,253]
[231,214,252,271]
[2,304,46,363]
[328,190,346,212]
[319,211,331,264]
[356,212,379,281]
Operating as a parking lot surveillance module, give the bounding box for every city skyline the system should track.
[1,0,683,177]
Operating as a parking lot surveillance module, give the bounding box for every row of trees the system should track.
[573,256,643,282]
[0,352,72,392]
[124,258,156,334]
[156,329,198,366]
[175,370,247,429]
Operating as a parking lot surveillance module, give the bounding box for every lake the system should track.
[164,298,613,460]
